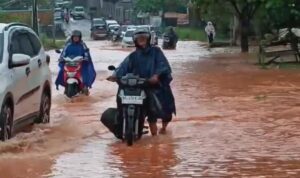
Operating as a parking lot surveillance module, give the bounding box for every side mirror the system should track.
[55,49,61,54]
[11,54,30,67]
[108,65,116,71]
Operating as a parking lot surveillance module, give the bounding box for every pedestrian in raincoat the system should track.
[55,30,96,92]
[107,29,176,135]
[205,21,216,46]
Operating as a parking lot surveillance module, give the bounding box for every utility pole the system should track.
[52,0,56,45]
[32,0,39,35]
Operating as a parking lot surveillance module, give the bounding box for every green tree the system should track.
[135,0,183,13]
[265,0,300,29]
[193,0,264,52]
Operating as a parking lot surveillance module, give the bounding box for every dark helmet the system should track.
[71,30,82,41]
[133,29,151,47]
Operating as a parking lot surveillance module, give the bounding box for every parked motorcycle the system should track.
[162,34,177,49]
[105,65,149,146]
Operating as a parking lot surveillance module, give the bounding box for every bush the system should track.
[40,34,65,50]
[0,13,31,25]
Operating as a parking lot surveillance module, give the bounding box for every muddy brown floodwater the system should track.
[0,41,300,178]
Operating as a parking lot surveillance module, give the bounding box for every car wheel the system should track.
[36,92,51,124]
[0,102,13,141]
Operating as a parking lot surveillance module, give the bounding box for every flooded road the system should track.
[0,38,300,177]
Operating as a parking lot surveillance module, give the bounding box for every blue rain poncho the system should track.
[55,41,96,89]
[115,46,176,120]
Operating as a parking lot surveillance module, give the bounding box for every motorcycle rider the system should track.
[55,30,96,94]
[107,29,176,135]
[166,27,178,46]
[205,21,216,46]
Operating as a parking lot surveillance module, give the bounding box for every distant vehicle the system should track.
[0,23,52,141]
[105,20,118,30]
[108,24,120,32]
[121,25,136,38]
[55,0,71,8]
[92,18,105,26]
[72,6,85,20]
[136,25,151,32]
[91,18,107,40]
[54,9,63,30]
[162,33,177,49]
[122,29,135,48]
[54,7,63,21]
[107,24,120,39]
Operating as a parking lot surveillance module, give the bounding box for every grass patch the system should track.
[175,27,206,41]
[40,35,65,50]
[257,62,300,70]
[175,27,230,43]
[278,62,300,69]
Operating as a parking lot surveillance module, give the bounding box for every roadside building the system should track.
[90,0,134,24]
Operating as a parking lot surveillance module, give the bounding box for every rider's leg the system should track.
[148,116,158,136]
[159,114,172,134]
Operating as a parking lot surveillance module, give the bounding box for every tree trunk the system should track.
[240,18,250,52]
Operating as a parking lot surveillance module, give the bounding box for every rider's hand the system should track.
[149,75,159,84]
[107,76,117,82]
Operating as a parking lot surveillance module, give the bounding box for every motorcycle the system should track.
[106,65,149,146]
[62,56,88,98]
[162,34,177,49]
[111,31,122,44]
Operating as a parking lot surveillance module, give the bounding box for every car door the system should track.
[8,30,32,120]
[26,31,45,112]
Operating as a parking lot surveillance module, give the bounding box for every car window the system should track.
[75,7,84,12]
[125,31,134,37]
[11,33,21,54]
[0,33,3,63]
[19,33,35,57]
[27,32,42,55]
[94,19,105,25]
[11,31,35,57]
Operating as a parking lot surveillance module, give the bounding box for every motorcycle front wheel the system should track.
[65,83,79,98]
[125,115,134,146]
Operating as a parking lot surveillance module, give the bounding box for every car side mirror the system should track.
[55,49,61,54]
[108,65,116,71]
[11,54,30,67]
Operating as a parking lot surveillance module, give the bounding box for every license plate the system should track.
[121,96,144,105]
[67,72,76,78]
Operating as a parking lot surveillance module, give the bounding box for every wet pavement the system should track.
[1,22,300,178]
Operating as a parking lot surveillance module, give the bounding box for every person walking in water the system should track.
[205,21,216,47]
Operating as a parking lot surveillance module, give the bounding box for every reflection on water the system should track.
[49,133,177,178]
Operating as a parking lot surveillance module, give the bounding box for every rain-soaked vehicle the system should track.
[162,33,177,49]
[62,56,89,98]
[105,65,149,146]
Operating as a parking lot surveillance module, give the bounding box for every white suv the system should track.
[0,23,52,141]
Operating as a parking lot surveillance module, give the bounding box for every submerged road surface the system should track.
[0,23,300,177]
